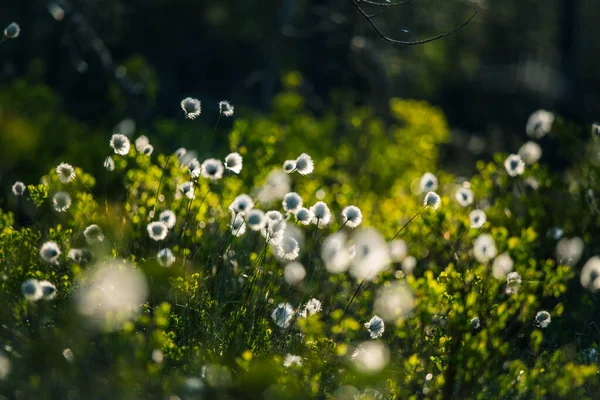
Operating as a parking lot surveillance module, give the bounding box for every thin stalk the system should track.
[389,206,426,242]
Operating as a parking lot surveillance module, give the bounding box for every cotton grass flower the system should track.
[310,201,331,228]
[3,22,20,39]
[283,160,296,173]
[40,241,61,263]
[39,280,57,300]
[419,172,438,193]
[271,302,295,328]
[349,228,390,281]
[506,272,522,294]
[455,187,474,207]
[179,181,195,199]
[374,282,414,321]
[277,236,300,260]
[389,239,408,262]
[402,256,417,275]
[201,158,224,181]
[423,191,441,209]
[473,234,497,263]
[492,253,514,280]
[219,100,234,117]
[364,316,385,339]
[580,256,600,292]
[303,298,322,316]
[159,210,176,229]
[224,152,243,174]
[295,153,314,175]
[52,191,72,213]
[469,209,486,228]
[56,163,76,183]
[246,209,267,231]
[471,317,481,330]
[284,262,306,285]
[142,144,154,155]
[110,133,131,155]
[295,208,313,225]
[104,156,115,171]
[12,181,26,196]
[535,311,551,328]
[147,221,168,241]
[262,211,286,243]
[556,237,584,266]
[84,224,104,244]
[341,205,362,228]
[157,248,176,267]
[504,154,525,177]
[229,194,254,215]
[187,158,201,178]
[351,341,389,374]
[283,192,303,214]
[21,279,43,301]
[283,354,303,368]
[230,214,246,237]
[135,135,149,152]
[518,141,542,165]
[175,147,187,160]
[526,109,554,139]
[322,233,350,274]
[181,97,201,119]
[68,248,86,263]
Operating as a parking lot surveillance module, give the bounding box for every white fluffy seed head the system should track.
[142,144,154,156]
[230,214,247,237]
[580,256,600,292]
[469,209,486,229]
[219,100,234,117]
[341,205,362,228]
[40,241,61,263]
[504,154,525,177]
[322,232,350,274]
[283,354,303,368]
[364,316,385,339]
[12,181,26,196]
[351,341,389,374]
[21,279,43,301]
[473,234,497,263]
[135,135,149,152]
[283,160,296,173]
[518,141,542,165]
[4,22,20,39]
[159,210,177,229]
[181,97,201,119]
[526,109,554,139]
[349,228,390,281]
[284,262,306,285]
[157,248,176,267]
[104,156,115,171]
[506,272,522,294]
[147,221,168,241]
[389,239,408,262]
[201,158,224,181]
[52,191,72,212]
[419,172,438,193]
[229,194,254,215]
[310,201,331,228]
[179,181,195,199]
[224,152,243,174]
[302,298,322,317]
[39,280,57,300]
[110,134,131,155]
[246,209,267,231]
[492,253,514,280]
[295,208,313,225]
[556,237,584,267]
[423,191,441,209]
[56,163,76,183]
[84,224,104,244]
[374,282,414,321]
[295,153,314,175]
[277,236,300,260]
[187,158,201,178]
[535,310,551,328]
[271,302,295,329]
[68,248,86,263]
[283,192,303,214]
[455,187,474,207]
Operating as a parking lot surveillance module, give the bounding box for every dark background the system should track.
[1,0,597,174]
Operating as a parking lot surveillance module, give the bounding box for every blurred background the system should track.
[0,0,597,183]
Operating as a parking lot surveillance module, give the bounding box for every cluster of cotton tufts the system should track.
[219,100,234,117]
[246,209,267,231]
[419,172,438,193]
[230,214,247,237]
[389,239,408,262]
[506,272,522,295]
[469,209,486,228]
[364,316,385,339]
[12,181,26,196]
[201,158,224,181]
[181,97,202,119]
[349,228,390,281]
[282,192,303,214]
[526,109,555,139]
[341,206,362,229]
[75,260,148,331]
[56,163,76,183]
[40,241,61,264]
[110,134,130,156]
[104,156,115,171]
[535,311,551,328]
[157,248,176,267]
[52,191,72,212]
[423,191,441,209]
[179,181,195,199]
[580,256,600,292]
[284,262,306,285]
[473,234,497,263]
[310,201,331,228]
[262,211,287,244]
[224,152,243,174]
[455,187,474,207]
[374,282,414,321]
[21,279,57,301]
[492,253,514,280]
[518,141,542,165]
[351,341,389,373]
[84,224,104,245]
[147,221,169,241]
[322,233,351,274]
[294,153,314,175]
[283,354,302,368]
[555,237,584,266]
[271,302,295,328]
[504,154,525,177]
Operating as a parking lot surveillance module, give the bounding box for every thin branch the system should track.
[352,0,478,46]
[359,0,414,7]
